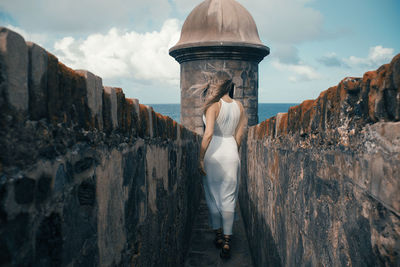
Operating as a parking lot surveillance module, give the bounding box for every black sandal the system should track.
[220,235,231,259]
[213,229,224,248]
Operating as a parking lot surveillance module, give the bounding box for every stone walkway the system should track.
[184,196,254,267]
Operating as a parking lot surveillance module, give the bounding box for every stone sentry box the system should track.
[169,0,270,135]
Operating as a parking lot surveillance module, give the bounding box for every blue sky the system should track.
[1,0,399,103]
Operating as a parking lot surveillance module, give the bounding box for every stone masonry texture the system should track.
[180,59,260,134]
[239,54,400,266]
[0,28,202,266]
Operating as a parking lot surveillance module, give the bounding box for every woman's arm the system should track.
[234,101,247,150]
[198,103,219,176]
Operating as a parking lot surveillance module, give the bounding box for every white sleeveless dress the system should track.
[202,98,241,235]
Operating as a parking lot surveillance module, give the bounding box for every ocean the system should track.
[145,103,298,123]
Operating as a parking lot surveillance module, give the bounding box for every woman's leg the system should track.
[203,176,223,229]
[221,210,235,235]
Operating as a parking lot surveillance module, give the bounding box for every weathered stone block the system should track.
[242,97,257,109]
[0,27,28,112]
[0,36,202,267]
[75,70,104,130]
[27,42,48,120]
[124,98,139,136]
[103,86,118,130]
[181,115,204,128]
[113,87,122,123]
[242,55,400,267]
[138,104,150,138]
[275,112,288,136]
[179,59,261,133]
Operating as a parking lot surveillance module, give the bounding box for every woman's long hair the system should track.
[202,71,234,113]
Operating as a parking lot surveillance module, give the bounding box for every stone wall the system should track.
[240,54,400,266]
[0,27,202,266]
[180,59,260,134]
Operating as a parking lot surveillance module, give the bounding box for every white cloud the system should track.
[318,46,395,69]
[272,60,321,82]
[53,19,181,85]
[2,0,329,66]
[346,45,395,68]
[0,0,172,34]
[272,44,301,64]
[318,52,348,68]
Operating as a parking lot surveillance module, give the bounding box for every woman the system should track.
[198,71,247,259]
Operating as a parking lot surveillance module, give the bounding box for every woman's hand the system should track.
[198,159,206,176]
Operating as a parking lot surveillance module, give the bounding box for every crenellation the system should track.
[103,86,118,131]
[75,70,104,130]
[0,27,202,266]
[27,42,48,120]
[0,27,29,114]
[241,54,400,266]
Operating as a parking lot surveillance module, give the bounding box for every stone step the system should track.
[184,198,254,267]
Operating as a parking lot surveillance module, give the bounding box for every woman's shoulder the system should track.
[234,99,243,111]
[204,101,220,115]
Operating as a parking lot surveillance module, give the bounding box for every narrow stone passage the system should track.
[184,193,254,267]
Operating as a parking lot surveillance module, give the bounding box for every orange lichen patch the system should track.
[339,77,361,100]
[114,87,124,95]
[249,54,399,141]
[325,86,339,103]
[316,85,330,100]
[299,99,316,133]
[256,120,269,139]
[363,71,378,91]
[59,62,81,80]
[287,105,301,134]
[288,105,299,114]
[300,99,314,113]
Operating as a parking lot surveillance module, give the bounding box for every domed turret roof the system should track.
[170,0,267,51]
